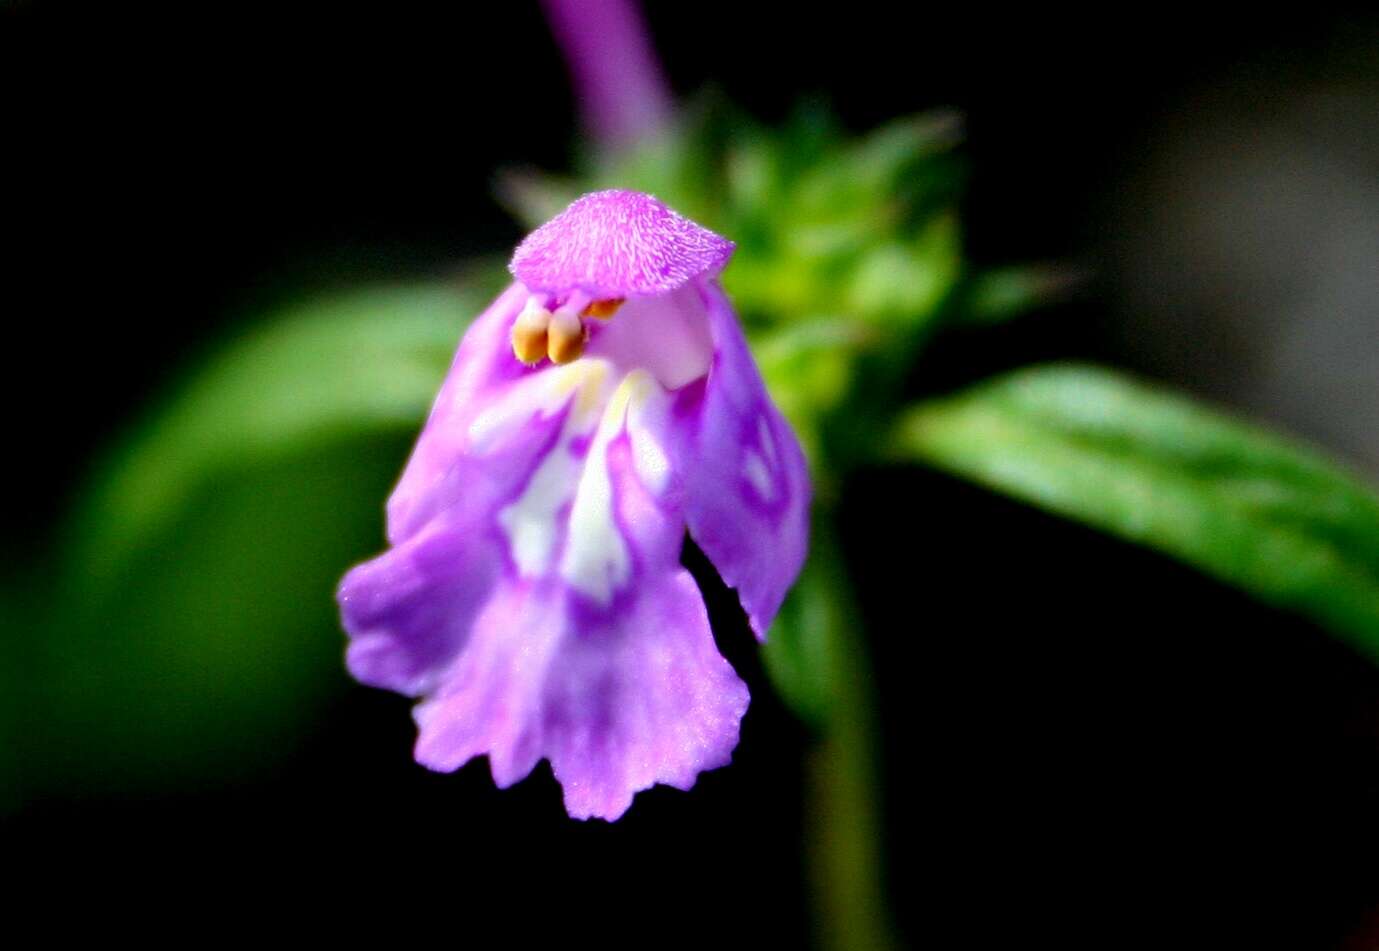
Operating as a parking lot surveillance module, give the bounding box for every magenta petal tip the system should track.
[510,189,734,298]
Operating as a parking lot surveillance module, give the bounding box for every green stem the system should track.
[803,530,900,951]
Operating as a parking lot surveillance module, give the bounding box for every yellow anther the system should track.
[547,308,587,365]
[582,298,625,319]
[511,299,552,365]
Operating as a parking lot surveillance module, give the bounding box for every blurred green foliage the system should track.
[9,101,1379,808]
[7,105,1022,801]
[73,284,491,578]
[13,284,486,800]
[897,364,1379,659]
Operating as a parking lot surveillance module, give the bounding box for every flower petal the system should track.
[337,514,500,697]
[510,190,734,299]
[584,283,715,390]
[337,194,811,820]
[386,282,557,546]
[413,570,748,820]
[673,281,812,639]
[412,372,748,819]
[336,376,580,695]
[341,282,595,694]
[546,569,748,820]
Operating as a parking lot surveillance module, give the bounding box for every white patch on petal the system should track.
[469,361,605,452]
[740,416,779,500]
[500,442,582,578]
[561,370,666,603]
[757,415,779,469]
[743,451,774,500]
[491,361,675,601]
[625,377,673,496]
[497,361,612,577]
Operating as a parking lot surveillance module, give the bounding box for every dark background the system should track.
[6,2,1379,947]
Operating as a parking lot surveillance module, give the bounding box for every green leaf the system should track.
[842,215,961,328]
[895,363,1379,658]
[26,280,486,798]
[69,282,487,578]
[954,263,1085,326]
[793,110,962,215]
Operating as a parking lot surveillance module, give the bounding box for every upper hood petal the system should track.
[510,189,734,299]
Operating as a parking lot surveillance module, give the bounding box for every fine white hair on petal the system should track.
[510,190,734,298]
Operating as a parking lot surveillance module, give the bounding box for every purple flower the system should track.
[337,190,810,820]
